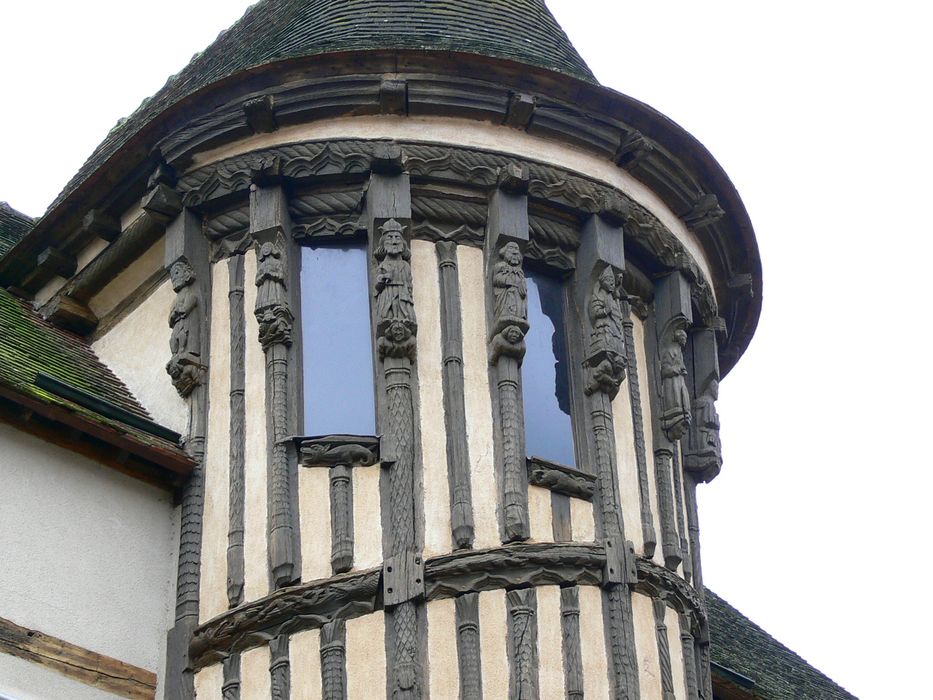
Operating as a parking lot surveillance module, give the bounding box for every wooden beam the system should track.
[0,615,157,700]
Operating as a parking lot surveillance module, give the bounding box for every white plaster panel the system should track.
[193,117,714,295]
[612,373,644,554]
[527,484,553,542]
[33,274,66,307]
[244,249,270,602]
[0,423,175,674]
[241,645,273,700]
[570,497,596,542]
[89,235,165,318]
[291,628,323,700]
[299,468,331,582]
[632,592,663,700]
[478,589,509,695]
[632,317,664,567]
[352,465,383,571]
[411,238,452,557]
[346,612,386,699]
[200,260,232,622]
[578,585,610,698]
[194,662,224,699]
[457,245,500,549]
[536,586,565,700]
[76,235,110,272]
[427,598,459,698]
[92,277,187,433]
[667,605,687,700]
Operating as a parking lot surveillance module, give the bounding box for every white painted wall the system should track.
[0,422,176,699]
[92,276,187,434]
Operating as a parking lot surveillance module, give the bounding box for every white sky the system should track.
[3,2,931,698]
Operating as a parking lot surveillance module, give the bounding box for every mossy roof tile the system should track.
[0,202,35,259]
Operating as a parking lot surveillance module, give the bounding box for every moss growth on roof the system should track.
[0,203,35,259]
[708,589,857,699]
[45,0,593,217]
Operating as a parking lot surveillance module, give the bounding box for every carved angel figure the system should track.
[374,219,417,338]
[491,241,527,333]
[660,328,692,440]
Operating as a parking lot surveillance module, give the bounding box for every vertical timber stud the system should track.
[573,204,639,700]
[671,449,692,583]
[164,206,210,700]
[652,599,676,700]
[646,272,693,571]
[455,593,483,700]
[560,587,584,700]
[250,178,301,590]
[320,619,348,700]
[620,297,657,557]
[435,241,475,549]
[506,588,539,700]
[222,653,241,700]
[227,255,247,607]
[485,163,531,543]
[269,634,290,700]
[365,144,426,699]
[679,614,700,700]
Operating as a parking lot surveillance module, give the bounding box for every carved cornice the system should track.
[188,542,706,670]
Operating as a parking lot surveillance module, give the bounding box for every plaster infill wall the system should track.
[91,275,187,434]
[0,423,176,699]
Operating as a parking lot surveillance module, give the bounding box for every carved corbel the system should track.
[299,436,380,574]
[243,95,278,134]
[616,129,655,170]
[684,328,723,482]
[683,193,724,229]
[486,163,531,543]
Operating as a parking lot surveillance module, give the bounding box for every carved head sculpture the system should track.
[169,259,196,291]
[387,319,413,343]
[259,241,279,261]
[597,266,618,296]
[674,328,688,348]
[375,219,410,260]
[503,324,524,344]
[500,241,522,267]
[708,378,719,400]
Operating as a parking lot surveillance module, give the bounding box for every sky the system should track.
[3,2,931,698]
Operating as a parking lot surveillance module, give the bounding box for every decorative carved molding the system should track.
[227,255,247,607]
[506,588,539,699]
[300,435,379,575]
[560,587,584,700]
[620,296,657,558]
[320,619,347,700]
[269,633,290,700]
[189,544,706,670]
[526,457,596,501]
[455,593,483,700]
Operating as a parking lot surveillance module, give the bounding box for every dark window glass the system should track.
[523,268,575,466]
[301,245,375,435]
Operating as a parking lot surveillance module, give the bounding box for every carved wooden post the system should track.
[620,297,658,557]
[163,205,210,700]
[269,633,290,700]
[672,448,692,583]
[222,653,241,700]
[455,593,483,700]
[250,180,300,589]
[320,619,347,700]
[506,588,539,699]
[679,613,700,700]
[227,254,247,607]
[299,436,380,574]
[366,146,425,699]
[436,241,475,549]
[573,206,639,700]
[560,587,584,700]
[485,163,531,543]
[653,598,677,700]
[646,272,693,571]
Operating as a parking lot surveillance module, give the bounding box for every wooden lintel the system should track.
[0,615,157,700]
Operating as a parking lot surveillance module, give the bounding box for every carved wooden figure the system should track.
[585,267,627,398]
[685,328,723,482]
[166,259,203,397]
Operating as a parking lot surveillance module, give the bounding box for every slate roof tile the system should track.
[0,202,35,259]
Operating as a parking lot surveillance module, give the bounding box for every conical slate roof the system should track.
[44,0,593,216]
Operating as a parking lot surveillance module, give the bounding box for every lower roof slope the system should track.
[707,589,857,700]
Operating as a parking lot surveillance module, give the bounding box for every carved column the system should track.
[299,436,380,574]
[652,598,676,700]
[620,297,658,557]
[560,587,584,700]
[227,254,246,606]
[485,163,531,543]
[436,241,475,549]
[163,206,210,700]
[320,620,347,700]
[506,588,539,699]
[269,633,290,700]
[366,147,425,699]
[222,653,241,700]
[455,593,483,700]
[679,613,700,700]
[646,272,693,571]
[573,207,639,700]
[250,181,300,589]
